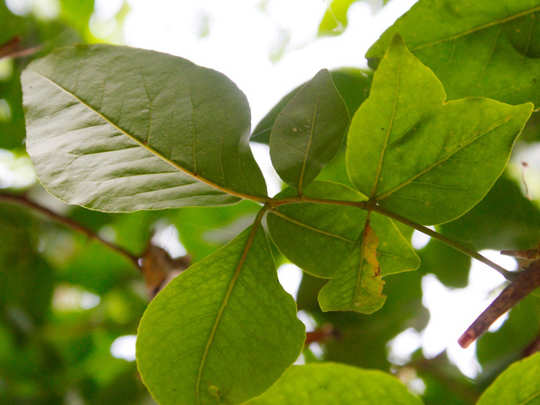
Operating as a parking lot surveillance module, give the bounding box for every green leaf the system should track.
[418,239,470,288]
[22,44,267,212]
[136,219,304,405]
[252,68,371,144]
[270,69,349,191]
[267,181,419,279]
[367,1,540,107]
[169,201,261,262]
[319,220,386,314]
[318,0,359,36]
[440,175,540,250]
[245,363,423,405]
[347,35,533,225]
[477,352,540,405]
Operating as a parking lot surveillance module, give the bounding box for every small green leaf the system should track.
[270,69,349,191]
[267,181,419,279]
[319,221,386,314]
[22,44,267,212]
[477,352,540,405]
[367,1,540,107]
[136,219,304,405]
[252,68,371,144]
[347,35,533,225]
[245,363,423,405]
[318,0,359,36]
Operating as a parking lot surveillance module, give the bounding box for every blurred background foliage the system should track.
[0,1,539,404]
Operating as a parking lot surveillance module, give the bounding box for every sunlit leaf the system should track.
[348,35,533,225]
[477,352,540,405]
[246,363,423,404]
[367,0,540,107]
[136,222,304,405]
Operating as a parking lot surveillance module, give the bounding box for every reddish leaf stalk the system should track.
[458,259,540,348]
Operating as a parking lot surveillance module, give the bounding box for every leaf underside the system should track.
[136,223,305,405]
[22,44,267,212]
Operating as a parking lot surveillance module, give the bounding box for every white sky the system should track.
[5,0,524,382]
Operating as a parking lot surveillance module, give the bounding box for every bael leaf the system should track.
[367,0,540,107]
[267,181,419,279]
[439,175,540,251]
[136,217,305,405]
[418,239,471,288]
[477,352,540,405]
[347,35,533,225]
[245,362,423,405]
[252,68,371,144]
[318,220,386,314]
[270,69,349,191]
[22,44,267,212]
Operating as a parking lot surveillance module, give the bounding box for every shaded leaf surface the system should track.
[477,352,540,405]
[22,44,267,212]
[252,69,371,143]
[246,363,423,405]
[367,1,540,107]
[136,223,304,405]
[270,69,349,191]
[348,36,533,224]
[268,181,418,279]
[440,175,540,250]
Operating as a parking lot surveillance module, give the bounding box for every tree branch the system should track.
[458,259,540,348]
[271,195,516,281]
[0,192,140,269]
[0,36,41,60]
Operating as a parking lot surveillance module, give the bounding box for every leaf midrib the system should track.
[375,113,515,201]
[411,5,540,51]
[194,209,266,404]
[31,70,266,203]
[270,209,355,243]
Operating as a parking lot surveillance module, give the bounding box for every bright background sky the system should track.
[5,0,522,387]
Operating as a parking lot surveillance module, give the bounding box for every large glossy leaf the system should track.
[347,35,533,225]
[136,221,304,405]
[245,363,423,405]
[22,44,267,212]
[252,68,371,144]
[477,352,540,405]
[267,181,419,278]
[367,1,540,107]
[270,69,349,191]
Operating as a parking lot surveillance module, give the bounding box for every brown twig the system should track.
[304,324,340,346]
[0,192,140,269]
[458,259,540,348]
[0,36,41,60]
